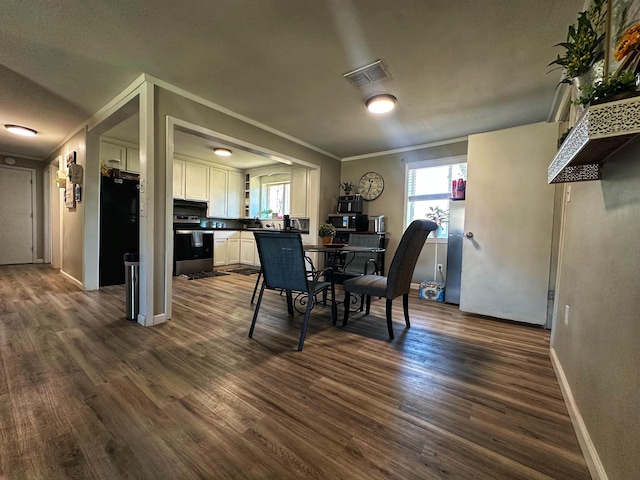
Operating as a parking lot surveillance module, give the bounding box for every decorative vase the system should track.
[321,236,334,245]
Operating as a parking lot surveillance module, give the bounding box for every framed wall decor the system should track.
[607,0,640,75]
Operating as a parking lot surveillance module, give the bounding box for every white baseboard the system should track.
[60,269,84,289]
[35,258,44,264]
[550,348,608,480]
[136,313,168,327]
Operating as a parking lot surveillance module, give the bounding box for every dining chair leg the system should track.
[403,293,411,328]
[251,269,263,304]
[298,296,314,351]
[249,283,266,338]
[365,295,371,315]
[343,291,351,326]
[385,298,394,339]
[286,290,294,316]
[330,283,337,325]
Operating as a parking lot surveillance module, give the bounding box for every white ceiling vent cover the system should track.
[343,60,391,88]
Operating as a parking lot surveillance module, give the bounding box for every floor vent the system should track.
[343,60,391,88]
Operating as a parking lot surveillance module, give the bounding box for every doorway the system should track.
[0,165,36,265]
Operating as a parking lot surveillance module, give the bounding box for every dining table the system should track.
[303,243,386,312]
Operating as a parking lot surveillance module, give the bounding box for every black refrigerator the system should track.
[99,176,140,286]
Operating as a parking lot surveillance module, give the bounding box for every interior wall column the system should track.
[138,81,159,325]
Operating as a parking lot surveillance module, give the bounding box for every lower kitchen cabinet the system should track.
[228,237,240,264]
[240,232,260,266]
[214,231,240,267]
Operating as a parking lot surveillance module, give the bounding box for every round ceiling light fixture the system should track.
[366,94,397,114]
[5,124,38,137]
[213,148,232,157]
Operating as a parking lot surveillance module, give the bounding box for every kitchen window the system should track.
[262,181,290,217]
[405,157,467,240]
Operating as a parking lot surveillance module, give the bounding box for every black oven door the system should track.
[173,230,214,275]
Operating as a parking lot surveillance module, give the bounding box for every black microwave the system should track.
[327,214,356,229]
[327,214,369,231]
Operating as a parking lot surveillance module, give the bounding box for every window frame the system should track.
[403,155,467,244]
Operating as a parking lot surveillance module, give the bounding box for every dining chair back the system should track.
[342,233,382,277]
[249,231,336,350]
[342,219,437,339]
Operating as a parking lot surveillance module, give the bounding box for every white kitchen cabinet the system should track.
[228,237,240,264]
[208,167,243,218]
[185,162,209,201]
[227,171,243,218]
[173,159,185,199]
[213,237,228,267]
[100,141,140,173]
[214,231,240,266]
[290,167,309,217]
[240,231,260,266]
[208,166,227,217]
[101,141,125,169]
[126,148,140,173]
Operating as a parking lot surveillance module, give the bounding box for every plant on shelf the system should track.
[339,181,354,195]
[318,223,337,244]
[548,0,606,83]
[425,206,449,226]
[574,70,637,106]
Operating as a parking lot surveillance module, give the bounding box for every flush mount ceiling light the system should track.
[366,94,397,114]
[213,148,232,157]
[5,124,38,136]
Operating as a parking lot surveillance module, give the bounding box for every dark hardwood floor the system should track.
[0,264,590,479]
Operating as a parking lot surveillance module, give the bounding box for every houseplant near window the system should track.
[318,223,337,244]
[425,206,449,238]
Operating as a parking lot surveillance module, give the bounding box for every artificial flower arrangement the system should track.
[548,0,606,82]
[339,181,354,195]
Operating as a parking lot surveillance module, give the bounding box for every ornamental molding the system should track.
[548,96,640,183]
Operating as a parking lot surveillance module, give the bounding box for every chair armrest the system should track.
[364,258,379,275]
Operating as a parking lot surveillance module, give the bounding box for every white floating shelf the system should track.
[548,95,640,183]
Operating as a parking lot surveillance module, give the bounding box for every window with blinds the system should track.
[406,161,466,239]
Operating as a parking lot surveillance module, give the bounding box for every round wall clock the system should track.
[358,171,384,201]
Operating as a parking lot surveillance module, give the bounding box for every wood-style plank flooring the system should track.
[0,264,590,479]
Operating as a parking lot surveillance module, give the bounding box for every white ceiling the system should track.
[0,0,581,162]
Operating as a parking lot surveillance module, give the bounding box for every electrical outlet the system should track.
[437,263,443,271]
[564,305,570,326]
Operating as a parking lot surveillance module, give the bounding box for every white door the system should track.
[0,166,34,265]
[460,122,559,325]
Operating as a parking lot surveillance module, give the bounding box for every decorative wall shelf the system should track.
[548,96,640,183]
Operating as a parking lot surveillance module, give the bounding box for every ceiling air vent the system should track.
[343,60,391,88]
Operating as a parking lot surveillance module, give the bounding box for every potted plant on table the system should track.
[319,223,337,244]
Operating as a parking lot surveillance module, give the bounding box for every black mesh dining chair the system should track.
[249,231,337,351]
[342,219,438,339]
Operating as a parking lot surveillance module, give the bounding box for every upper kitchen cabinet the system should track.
[208,166,227,217]
[208,166,243,218]
[184,162,208,201]
[173,159,185,199]
[100,139,140,173]
[227,171,243,218]
[290,167,309,217]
